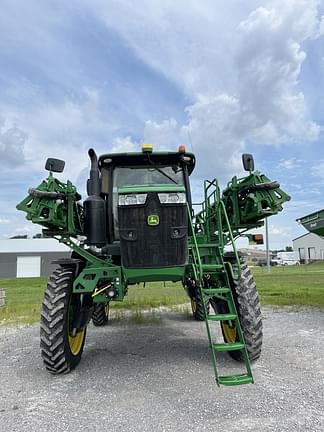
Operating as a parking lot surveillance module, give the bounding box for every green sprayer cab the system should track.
[17,146,290,385]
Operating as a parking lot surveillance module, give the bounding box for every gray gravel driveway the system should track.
[0,307,324,432]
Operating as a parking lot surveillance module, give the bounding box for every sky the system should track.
[0,0,324,249]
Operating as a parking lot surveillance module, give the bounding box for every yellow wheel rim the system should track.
[191,298,197,314]
[68,296,86,356]
[222,322,237,343]
[68,330,85,356]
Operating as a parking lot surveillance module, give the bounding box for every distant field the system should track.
[0,262,323,325]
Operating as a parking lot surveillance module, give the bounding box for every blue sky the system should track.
[0,0,323,249]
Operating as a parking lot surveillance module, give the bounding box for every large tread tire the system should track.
[40,267,87,374]
[92,303,109,326]
[190,286,210,321]
[190,291,206,321]
[226,262,263,361]
[184,279,207,321]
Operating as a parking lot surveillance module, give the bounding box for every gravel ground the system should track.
[0,307,324,432]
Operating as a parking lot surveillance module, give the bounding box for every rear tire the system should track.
[40,267,87,374]
[188,284,210,321]
[212,262,263,361]
[92,303,109,326]
[190,294,206,321]
[229,262,262,361]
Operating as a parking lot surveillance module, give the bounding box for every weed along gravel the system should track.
[0,307,324,432]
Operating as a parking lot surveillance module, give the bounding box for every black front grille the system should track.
[118,193,188,268]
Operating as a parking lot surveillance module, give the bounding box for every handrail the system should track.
[191,178,241,279]
[219,200,241,279]
[187,204,203,282]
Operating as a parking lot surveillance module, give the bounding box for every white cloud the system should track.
[321,14,324,35]
[1,0,323,183]
[1,0,323,245]
[312,159,324,178]
[110,136,138,153]
[0,86,117,181]
[235,0,322,145]
[278,158,304,170]
[143,95,245,179]
[0,119,27,166]
[144,119,181,149]
[269,226,292,236]
[88,0,258,95]
[95,0,323,180]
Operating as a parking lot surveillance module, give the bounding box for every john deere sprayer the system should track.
[17,145,290,386]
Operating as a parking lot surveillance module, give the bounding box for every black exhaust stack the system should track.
[84,148,106,245]
[87,148,101,196]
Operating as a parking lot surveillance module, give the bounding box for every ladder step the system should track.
[196,243,218,248]
[212,342,244,352]
[207,313,237,321]
[202,288,230,295]
[218,374,253,386]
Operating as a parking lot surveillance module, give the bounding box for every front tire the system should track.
[40,267,87,374]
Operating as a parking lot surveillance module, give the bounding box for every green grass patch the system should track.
[0,277,47,325]
[110,281,188,310]
[0,278,188,326]
[253,262,324,307]
[1,262,324,325]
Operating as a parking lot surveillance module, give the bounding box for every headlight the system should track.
[158,192,186,204]
[118,194,147,206]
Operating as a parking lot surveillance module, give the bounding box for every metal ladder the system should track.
[188,181,254,386]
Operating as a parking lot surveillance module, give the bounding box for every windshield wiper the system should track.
[147,155,178,184]
[154,166,178,184]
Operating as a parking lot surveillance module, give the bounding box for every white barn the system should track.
[0,239,70,278]
[292,233,324,262]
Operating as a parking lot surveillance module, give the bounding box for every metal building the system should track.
[0,239,70,278]
[292,233,324,262]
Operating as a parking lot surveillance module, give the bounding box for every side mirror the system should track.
[45,158,65,173]
[242,154,254,172]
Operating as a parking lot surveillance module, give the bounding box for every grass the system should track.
[0,278,188,326]
[0,262,324,325]
[0,277,47,325]
[110,281,188,310]
[253,261,324,308]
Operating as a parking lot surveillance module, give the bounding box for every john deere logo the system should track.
[147,215,159,226]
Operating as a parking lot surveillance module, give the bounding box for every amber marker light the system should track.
[178,144,186,153]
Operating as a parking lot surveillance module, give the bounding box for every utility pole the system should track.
[265,217,271,273]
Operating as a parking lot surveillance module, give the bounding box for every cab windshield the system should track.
[112,165,184,238]
[113,166,184,188]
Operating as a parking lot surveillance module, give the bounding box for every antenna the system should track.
[187,129,194,153]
